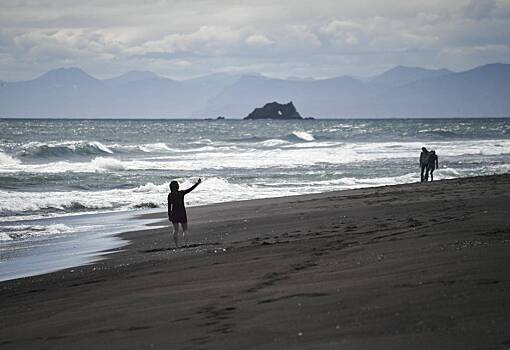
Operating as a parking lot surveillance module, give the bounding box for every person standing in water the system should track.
[419,147,429,182]
[168,178,201,247]
[426,151,439,181]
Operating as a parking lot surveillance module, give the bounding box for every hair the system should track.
[169,181,179,192]
[422,147,427,152]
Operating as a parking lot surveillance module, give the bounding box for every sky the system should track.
[1,0,509,81]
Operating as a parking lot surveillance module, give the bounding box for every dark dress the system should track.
[168,191,187,223]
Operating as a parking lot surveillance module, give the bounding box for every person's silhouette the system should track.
[419,147,429,182]
[168,178,201,247]
[426,151,439,181]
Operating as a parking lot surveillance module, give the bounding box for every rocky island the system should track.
[244,101,303,120]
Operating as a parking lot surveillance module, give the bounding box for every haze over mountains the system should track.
[0,63,509,118]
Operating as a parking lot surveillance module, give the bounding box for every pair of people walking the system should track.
[420,147,439,182]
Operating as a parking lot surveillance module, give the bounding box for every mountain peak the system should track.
[468,62,510,72]
[117,70,160,80]
[42,67,90,77]
[386,65,450,74]
[370,65,453,87]
[37,67,97,83]
[104,70,164,86]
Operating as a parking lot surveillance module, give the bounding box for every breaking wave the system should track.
[19,141,113,159]
[90,157,126,171]
[257,139,290,147]
[3,162,505,221]
[418,129,459,138]
[0,152,19,165]
[2,139,510,175]
[109,142,174,153]
[289,131,315,142]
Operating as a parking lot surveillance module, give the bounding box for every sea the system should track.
[1,118,509,280]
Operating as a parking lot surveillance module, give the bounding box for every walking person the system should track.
[419,147,429,182]
[426,151,439,181]
[168,178,201,247]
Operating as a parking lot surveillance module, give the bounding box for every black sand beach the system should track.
[1,175,510,349]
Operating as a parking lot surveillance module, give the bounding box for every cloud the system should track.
[140,26,242,55]
[245,34,274,46]
[284,25,322,48]
[321,20,365,46]
[464,0,496,19]
[0,0,509,80]
[320,16,443,55]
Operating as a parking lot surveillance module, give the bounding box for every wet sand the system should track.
[1,174,510,349]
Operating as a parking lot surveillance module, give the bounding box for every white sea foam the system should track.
[1,156,509,224]
[89,141,114,154]
[265,172,422,190]
[418,128,453,133]
[0,189,117,213]
[109,143,236,154]
[0,232,13,241]
[0,223,76,241]
[0,169,456,214]
[139,143,173,153]
[19,141,114,158]
[257,139,290,147]
[133,182,168,193]
[107,144,141,152]
[292,131,315,141]
[0,177,286,219]
[2,139,509,174]
[90,157,126,171]
[0,152,19,165]
[192,138,213,145]
[437,167,461,177]
[108,142,173,153]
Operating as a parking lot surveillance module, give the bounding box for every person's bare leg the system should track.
[172,222,180,247]
[430,170,434,181]
[182,222,188,246]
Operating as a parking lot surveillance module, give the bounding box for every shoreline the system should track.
[0,209,165,282]
[1,174,510,349]
[0,175,473,282]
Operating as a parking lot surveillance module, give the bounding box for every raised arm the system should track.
[183,178,202,194]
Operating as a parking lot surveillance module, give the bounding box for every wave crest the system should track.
[109,142,173,153]
[257,139,290,147]
[20,141,113,159]
[418,129,458,138]
[0,152,19,165]
[90,157,126,171]
[139,143,172,153]
[289,131,315,142]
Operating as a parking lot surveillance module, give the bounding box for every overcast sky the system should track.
[1,0,509,81]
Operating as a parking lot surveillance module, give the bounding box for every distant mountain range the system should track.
[1,63,509,118]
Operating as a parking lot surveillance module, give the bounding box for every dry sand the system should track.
[1,175,510,349]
